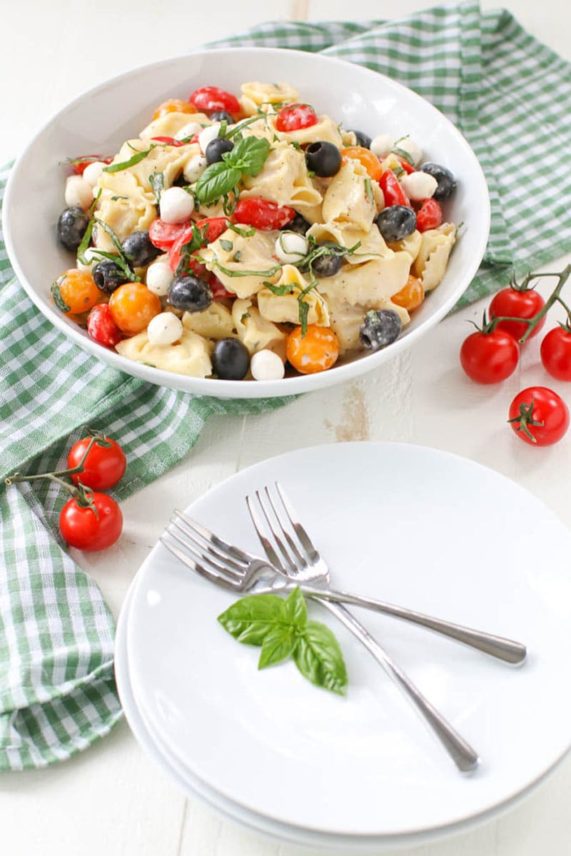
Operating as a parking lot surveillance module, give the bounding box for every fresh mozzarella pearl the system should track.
[400,171,438,201]
[394,136,422,166]
[274,231,309,264]
[198,123,221,154]
[159,186,195,224]
[147,312,184,346]
[146,258,174,296]
[370,133,394,159]
[82,160,106,187]
[251,349,285,381]
[76,247,100,271]
[183,154,208,183]
[65,175,93,210]
[175,121,203,141]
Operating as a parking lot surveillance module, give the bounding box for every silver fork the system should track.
[161,507,479,772]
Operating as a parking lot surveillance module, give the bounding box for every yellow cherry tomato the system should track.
[286,325,339,375]
[109,283,161,336]
[341,146,382,181]
[392,276,425,312]
[152,99,198,120]
[52,269,103,318]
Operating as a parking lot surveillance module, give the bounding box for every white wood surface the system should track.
[1,1,570,853]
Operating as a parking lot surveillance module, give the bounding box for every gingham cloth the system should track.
[1,1,570,772]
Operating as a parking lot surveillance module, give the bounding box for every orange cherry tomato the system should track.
[152,99,198,120]
[52,269,103,317]
[109,283,161,336]
[341,146,382,181]
[286,325,339,375]
[392,276,425,311]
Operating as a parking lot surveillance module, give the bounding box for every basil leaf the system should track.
[264,282,296,296]
[226,136,270,177]
[195,162,241,205]
[103,146,154,173]
[149,171,164,205]
[93,219,140,281]
[258,625,296,669]
[229,223,255,238]
[284,587,307,629]
[218,594,287,646]
[391,145,414,167]
[214,261,282,279]
[50,281,70,313]
[298,297,310,336]
[76,218,95,264]
[293,620,348,695]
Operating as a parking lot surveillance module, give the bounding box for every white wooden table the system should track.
[1,1,570,853]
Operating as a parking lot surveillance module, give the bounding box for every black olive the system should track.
[57,207,90,252]
[209,110,234,124]
[285,213,310,235]
[305,141,342,178]
[421,162,457,200]
[311,243,344,278]
[92,259,129,294]
[348,129,372,149]
[167,275,212,312]
[122,231,160,267]
[205,138,234,165]
[375,206,417,243]
[212,338,250,380]
[360,310,402,351]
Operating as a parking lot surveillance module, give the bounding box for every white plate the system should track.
[3,48,489,399]
[120,442,571,845]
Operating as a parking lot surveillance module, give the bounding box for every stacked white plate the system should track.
[116,443,571,851]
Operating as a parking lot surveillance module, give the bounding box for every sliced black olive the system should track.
[167,274,212,312]
[92,259,129,294]
[209,110,234,124]
[360,310,402,351]
[57,207,90,252]
[305,141,342,177]
[285,213,311,235]
[122,231,160,267]
[420,162,457,200]
[375,206,416,243]
[212,338,250,380]
[205,138,234,165]
[348,129,372,149]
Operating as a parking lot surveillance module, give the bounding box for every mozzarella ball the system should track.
[183,154,208,183]
[274,232,309,264]
[76,247,100,271]
[400,171,438,201]
[251,349,285,381]
[82,160,106,187]
[159,186,195,224]
[198,123,221,154]
[65,175,93,210]
[175,121,203,141]
[146,258,174,296]
[147,312,183,346]
[394,136,422,166]
[370,133,394,159]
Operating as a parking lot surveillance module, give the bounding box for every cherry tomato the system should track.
[195,216,230,243]
[233,197,295,230]
[489,286,545,342]
[286,325,339,374]
[392,276,425,311]
[70,155,112,175]
[460,329,519,384]
[210,275,234,300]
[60,492,123,551]
[87,304,123,348]
[109,283,161,336]
[165,218,229,273]
[541,326,571,381]
[68,436,126,490]
[151,136,186,147]
[152,99,197,120]
[52,269,104,317]
[379,170,410,207]
[508,386,569,446]
[275,103,318,133]
[416,198,443,232]
[189,86,240,117]
[341,146,382,181]
[149,219,188,251]
[397,157,416,174]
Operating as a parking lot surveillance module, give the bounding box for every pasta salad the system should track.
[53,82,458,381]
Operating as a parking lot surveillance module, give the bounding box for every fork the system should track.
[161,507,479,771]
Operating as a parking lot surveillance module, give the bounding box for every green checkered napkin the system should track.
[1,1,570,772]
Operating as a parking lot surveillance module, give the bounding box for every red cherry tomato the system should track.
[508,386,569,446]
[189,86,240,116]
[210,275,234,300]
[489,287,545,342]
[151,136,186,147]
[233,197,295,230]
[59,493,123,551]
[416,198,443,232]
[460,329,519,384]
[87,305,123,349]
[379,170,410,207]
[541,326,571,381]
[397,157,416,174]
[166,217,230,273]
[70,155,112,175]
[275,103,318,133]
[67,436,127,490]
[195,216,230,243]
[149,219,188,251]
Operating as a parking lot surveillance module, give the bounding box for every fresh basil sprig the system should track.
[218,587,348,695]
[195,136,271,205]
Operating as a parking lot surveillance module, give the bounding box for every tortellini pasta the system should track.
[413,224,457,291]
[116,329,212,377]
[257,265,330,327]
[241,143,322,212]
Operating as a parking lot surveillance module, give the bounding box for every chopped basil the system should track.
[364,177,374,204]
[149,171,164,205]
[103,145,155,173]
[229,223,255,238]
[50,281,70,313]
[213,260,282,278]
[219,239,233,252]
[232,251,242,262]
[93,219,140,281]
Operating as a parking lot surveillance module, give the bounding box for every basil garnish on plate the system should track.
[195,136,271,205]
[218,587,348,695]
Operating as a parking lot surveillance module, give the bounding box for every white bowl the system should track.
[3,48,490,399]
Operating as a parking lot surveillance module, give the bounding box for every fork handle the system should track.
[318,600,479,773]
[296,585,527,665]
